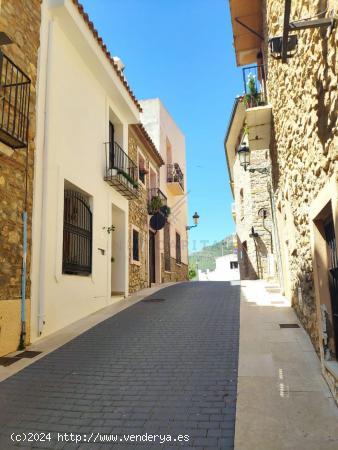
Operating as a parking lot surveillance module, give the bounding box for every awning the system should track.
[229,0,263,66]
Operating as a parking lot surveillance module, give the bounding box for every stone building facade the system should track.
[264,0,338,399]
[227,0,338,402]
[264,0,338,350]
[128,124,164,293]
[0,0,41,356]
[161,255,189,283]
[226,99,276,282]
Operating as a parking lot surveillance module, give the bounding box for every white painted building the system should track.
[198,254,240,281]
[30,0,141,340]
[140,99,189,280]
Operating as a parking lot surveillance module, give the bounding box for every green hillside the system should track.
[189,235,236,273]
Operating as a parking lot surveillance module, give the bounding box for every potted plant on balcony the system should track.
[149,195,163,214]
[243,74,261,108]
[160,205,171,218]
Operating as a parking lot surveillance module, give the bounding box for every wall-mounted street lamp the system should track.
[186,212,200,231]
[249,226,259,238]
[237,143,270,174]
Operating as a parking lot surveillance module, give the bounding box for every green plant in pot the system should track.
[243,74,260,108]
[150,195,163,213]
[160,205,171,217]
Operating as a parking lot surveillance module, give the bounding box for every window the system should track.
[63,188,92,275]
[0,52,31,148]
[138,150,146,186]
[164,222,171,271]
[176,232,181,265]
[230,261,238,269]
[132,227,140,263]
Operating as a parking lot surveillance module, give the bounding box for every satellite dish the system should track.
[150,213,166,231]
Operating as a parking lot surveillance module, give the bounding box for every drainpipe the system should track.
[19,83,31,350]
[18,211,28,350]
[37,19,53,336]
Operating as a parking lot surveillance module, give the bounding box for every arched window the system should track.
[62,188,92,275]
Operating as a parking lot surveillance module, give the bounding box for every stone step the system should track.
[265,284,281,294]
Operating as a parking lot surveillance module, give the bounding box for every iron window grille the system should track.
[63,189,92,275]
[0,51,31,148]
[167,163,184,191]
[176,232,181,265]
[132,228,140,262]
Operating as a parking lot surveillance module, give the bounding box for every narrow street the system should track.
[0,282,241,449]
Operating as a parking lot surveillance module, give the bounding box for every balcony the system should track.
[242,65,267,108]
[148,187,167,215]
[167,163,184,195]
[0,51,31,148]
[104,141,139,200]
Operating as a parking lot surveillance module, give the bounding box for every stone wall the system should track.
[128,132,149,293]
[234,145,274,281]
[264,0,338,351]
[161,255,188,283]
[0,0,41,354]
[128,130,162,293]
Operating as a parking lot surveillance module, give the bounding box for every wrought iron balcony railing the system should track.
[242,65,267,108]
[148,187,167,215]
[0,51,31,148]
[167,163,184,194]
[104,141,138,200]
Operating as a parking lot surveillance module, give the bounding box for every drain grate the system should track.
[279,323,300,328]
[0,357,19,367]
[15,351,42,359]
[142,298,166,303]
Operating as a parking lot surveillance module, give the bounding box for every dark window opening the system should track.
[62,188,92,275]
[164,223,171,271]
[230,261,239,269]
[109,121,115,169]
[133,228,140,262]
[138,153,146,185]
[176,232,181,265]
[324,218,338,357]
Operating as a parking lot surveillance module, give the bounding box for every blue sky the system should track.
[82,0,243,252]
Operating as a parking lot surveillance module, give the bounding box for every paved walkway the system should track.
[235,280,338,450]
[0,281,240,449]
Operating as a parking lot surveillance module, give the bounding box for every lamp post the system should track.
[186,212,200,231]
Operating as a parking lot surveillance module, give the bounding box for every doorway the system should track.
[324,217,338,355]
[111,204,126,296]
[149,230,156,285]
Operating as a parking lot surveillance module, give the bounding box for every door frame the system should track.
[149,229,156,285]
[310,175,338,362]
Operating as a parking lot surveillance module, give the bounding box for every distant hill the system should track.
[189,235,235,272]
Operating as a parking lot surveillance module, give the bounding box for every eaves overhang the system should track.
[49,0,141,122]
[224,97,246,196]
[229,0,263,67]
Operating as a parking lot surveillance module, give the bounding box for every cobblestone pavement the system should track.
[0,281,240,450]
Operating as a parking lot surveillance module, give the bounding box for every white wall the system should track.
[30,1,138,341]
[198,254,240,281]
